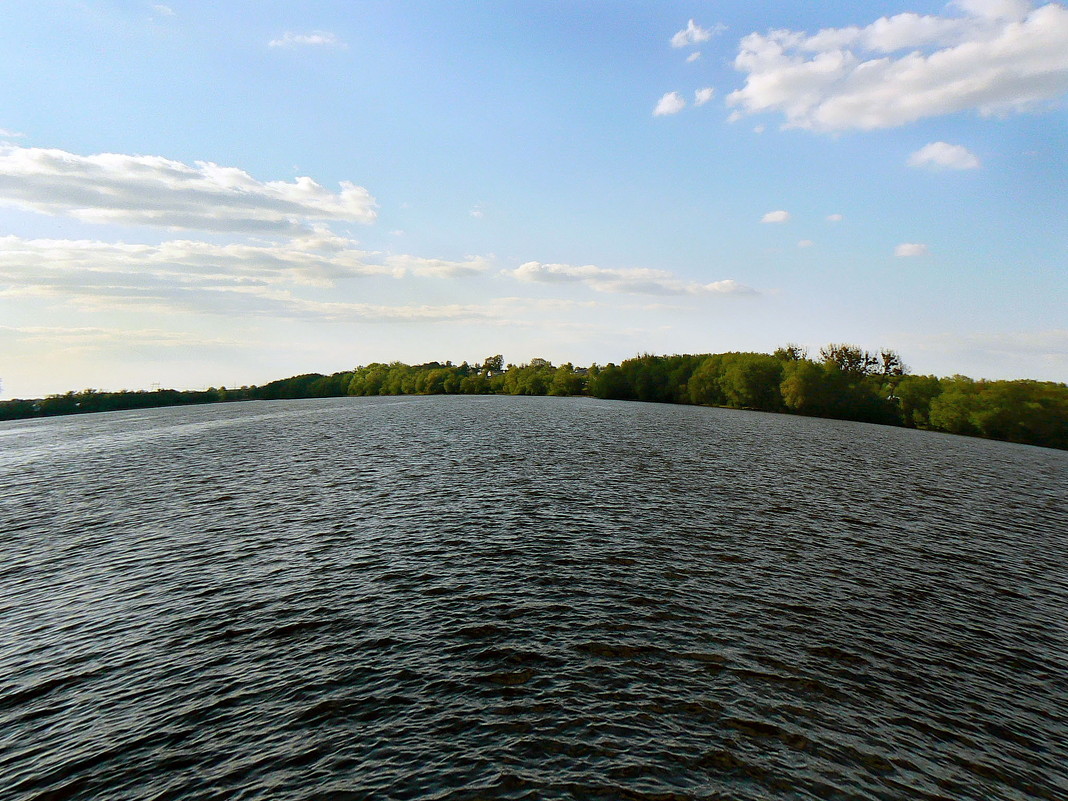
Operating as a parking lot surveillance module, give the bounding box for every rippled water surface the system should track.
[2,395,1066,800]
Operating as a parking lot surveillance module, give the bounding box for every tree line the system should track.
[2,345,1065,450]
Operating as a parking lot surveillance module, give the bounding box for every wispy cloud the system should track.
[727,2,1068,131]
[670,19,726,48]
[761,210,790,223]
[152,4,175,17]
[385,254,491,279]
[902,326,1068,379]
[908,141,981,170]
[0,128,25,139]
[270,295,499,323]
[0,230,508,332]
[3,325,229,349]
[511,261,755,297]
[269,31,345,49]
[686,52,702,63]
[0,236,502,324]
[826,213,843,222]
[0,233,498,293]
[653,91,686,116]
[0,144,377,234]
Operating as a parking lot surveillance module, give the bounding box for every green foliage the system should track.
[820,343,878,376]
[928,376,982,435]
[896,374,942,428]
[587,364,634,400]
[255,373,325,400]
[0,386,243,420]
[780,359,831,416]
[927,377,1068,448]
[807,345,902,424]
[773,343,807,362]
[502,360,556,395]
[721,353,784,411]
[549,363,586,396]
[0,398,37,421]
[688,355,727,406]
[688,353,783,411]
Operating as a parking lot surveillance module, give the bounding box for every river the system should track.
[1,395,1065,800]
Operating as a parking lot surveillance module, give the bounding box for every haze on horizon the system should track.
[1,0,1066,399]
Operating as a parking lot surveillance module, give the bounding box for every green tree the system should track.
[587,363,634,400]
[549,363,585,396]
[928,376,982,435]
[774,343,807,362]
[780,359,831,416]
[687,355,726,406]
[896,374,942,428]
[720,353,784,411]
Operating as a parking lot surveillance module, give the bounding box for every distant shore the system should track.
[3,346,1065,450]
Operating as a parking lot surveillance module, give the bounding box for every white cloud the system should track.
[908,141,981,169]
[0,233,398,292]
[827,213,844,222]
[470,205,484,218]
[0,144,377,234]
[0,233,501,330]
[654,91,686,116]
[687,52,702,63]
[0,128,25,139]
[385,254,490,278]
[152,4,175,16]
[761,210,791,223]
[694,87,716,106]
[726,3,1068,131]
[895,242,929,256]
[269,31,344,49]
[671,19,725,48]
[511,261,755,297]
[798,239,815,248]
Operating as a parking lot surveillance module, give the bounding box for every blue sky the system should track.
[1,0,1066,397]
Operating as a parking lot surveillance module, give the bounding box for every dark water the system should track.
[1,395,1066,801]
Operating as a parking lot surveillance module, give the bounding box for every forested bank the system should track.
[3,346,1066,450]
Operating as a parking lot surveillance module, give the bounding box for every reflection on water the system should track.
[1,395,1066,800]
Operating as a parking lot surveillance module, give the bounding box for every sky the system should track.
[1,0,1066,398]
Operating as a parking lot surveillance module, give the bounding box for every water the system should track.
[1,395,1065,800]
